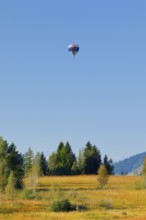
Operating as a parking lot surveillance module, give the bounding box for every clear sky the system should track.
[0,1,146,162]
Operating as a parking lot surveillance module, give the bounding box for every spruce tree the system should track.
[60,142,76,175]
[84,142,101,174]
[48,142,76,175]
[103,155,114,175]
[48,152,58,175]
[6,143,24,189]
[0,137,8,189]
[40,152,49,176]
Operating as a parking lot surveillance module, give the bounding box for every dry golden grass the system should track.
[0,175,146,220]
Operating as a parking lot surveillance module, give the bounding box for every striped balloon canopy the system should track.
[68,44,80,56]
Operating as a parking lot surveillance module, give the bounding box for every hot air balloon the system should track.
[68,44,80,56]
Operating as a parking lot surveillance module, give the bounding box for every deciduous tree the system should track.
[77,149,84,174]
[97,164,109,189]
[5,171,16,206]
[25,152,42,193]
[23,148,33,176]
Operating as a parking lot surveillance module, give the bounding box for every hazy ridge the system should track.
[114,152,146,175]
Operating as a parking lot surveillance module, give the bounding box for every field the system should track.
[0,175,146,220]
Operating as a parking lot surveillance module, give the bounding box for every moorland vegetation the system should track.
[0,137,146,220]
[0,136,114,191]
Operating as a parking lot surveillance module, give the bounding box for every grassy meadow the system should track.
[0,175,146,220]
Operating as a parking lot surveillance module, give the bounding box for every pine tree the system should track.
[0,137,8,158]
[103,155,114,175]
[48,142,76,175]
[48,152,58,175]
[6,143,24,189]
[60,142,76,175]
[40,152,49,176]
[84,142,102,174]
[0,137,8,189]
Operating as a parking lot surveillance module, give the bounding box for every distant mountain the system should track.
[113,152,146,175]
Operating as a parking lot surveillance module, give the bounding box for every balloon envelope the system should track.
[68,44,79,56]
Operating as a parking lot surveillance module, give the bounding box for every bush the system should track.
[51,199,72,212]
[75,205,87,211]
[98,199,113,209]
[20,189,36,200]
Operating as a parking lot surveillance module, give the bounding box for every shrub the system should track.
[75,205,87,211]
[98,199,113,209]
[20,189,36,200]
[50,199,72,212]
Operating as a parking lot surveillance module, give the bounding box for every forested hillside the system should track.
[114,152,146,175]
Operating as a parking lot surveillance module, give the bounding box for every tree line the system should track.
[0,137,114,191]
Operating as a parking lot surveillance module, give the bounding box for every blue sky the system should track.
[0,1,146,162]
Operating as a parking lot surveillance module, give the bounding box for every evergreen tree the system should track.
[103,155,114,175]
[0,141,24,189]
[0,162,4,205]
[0,137,8,189]
[40,152,49,176]
[48,152,58,175]
[57,142,64,155]
[59,142,76,175]
[5,143,24,189]
[0,137,8,158]
[48,142,76,175]
[84,142,101,174]
[23,148,33,176]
